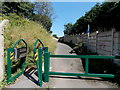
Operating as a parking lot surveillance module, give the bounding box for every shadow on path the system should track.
[23,67,108,87]
[50,75,107,81]
[24,67,39,86]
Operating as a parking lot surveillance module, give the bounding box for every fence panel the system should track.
[63,29,120,57]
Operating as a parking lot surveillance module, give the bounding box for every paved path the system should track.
[6,41,118,88]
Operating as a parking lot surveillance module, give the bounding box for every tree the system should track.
[34,2,54,20]
[70,2,120,35]
[33,2,54,32]
[33,14,52,31]
[1,1,54,32]
[2,2,34,19]
[53,34,58,39]
[64,23,73,35]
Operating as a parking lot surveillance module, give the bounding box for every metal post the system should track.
[38,49,43,87]
[85,58,89,74]
[7,48,12,83]
[43,47,48,82]
[21,58,25,73]
[0,19,9,82]
[44,47,48,52]
[44,52,50,82]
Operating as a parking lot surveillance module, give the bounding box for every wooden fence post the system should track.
[0,19,9,82]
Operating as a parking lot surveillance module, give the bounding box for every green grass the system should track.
[0,13,57,88]
[1,13,56,65]
[2,14,56,53]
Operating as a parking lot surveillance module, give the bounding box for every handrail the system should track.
[12,39,27,48]
[34,39,44,49]
[50,55,116,59]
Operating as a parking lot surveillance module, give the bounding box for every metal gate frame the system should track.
[32,38,120,87]
[7,39,27,83]
[33,39,48,87]
[35,48,120,86]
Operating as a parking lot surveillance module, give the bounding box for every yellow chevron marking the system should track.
[35,49,39,60]
[35,57,38,60]
[35,53,38,57]
[10,56,14,60]
[10,52,14,56]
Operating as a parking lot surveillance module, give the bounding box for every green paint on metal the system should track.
[32,40,120,86]
[33,39,47,87]
[21,58,25,72]
[50,55,115,59]
[7,39,27,83]
[44,52,50,82]
[12,39,27,48]
[85,58,89,73]
[35,46,119,86]
[49,72,115,78]
[9,71,23,82]
[44,47,48,53]
[7,48,13,83]
[34,39,44,49]
[38,49,43,87]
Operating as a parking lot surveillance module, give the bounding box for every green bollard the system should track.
[38,49,43,87]
[85,58,89,74]
[44,52,50,82]
[7,48,12,83]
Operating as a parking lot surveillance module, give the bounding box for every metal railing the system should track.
[7,39,27,83]
[6,39,120,87]
[43,52,120,82]
[35,48,120,87]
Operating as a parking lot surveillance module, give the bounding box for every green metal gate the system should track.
[33,39,48,86]
[6,39,120,87]
[7,39,27,83]
[36,47,120,87]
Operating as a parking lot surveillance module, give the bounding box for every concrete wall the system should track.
[0,19,9,82]
[63,29,120,67]
[63,29,120,56]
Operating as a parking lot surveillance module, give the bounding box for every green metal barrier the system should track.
[9,39,119,87]
[33,39,48,87]
[42,48,120,83]
[34,39,44,49]
[7,39,27,83]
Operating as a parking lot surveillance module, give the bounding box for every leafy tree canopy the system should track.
[1,1,54,32]
[66,2,120,35]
